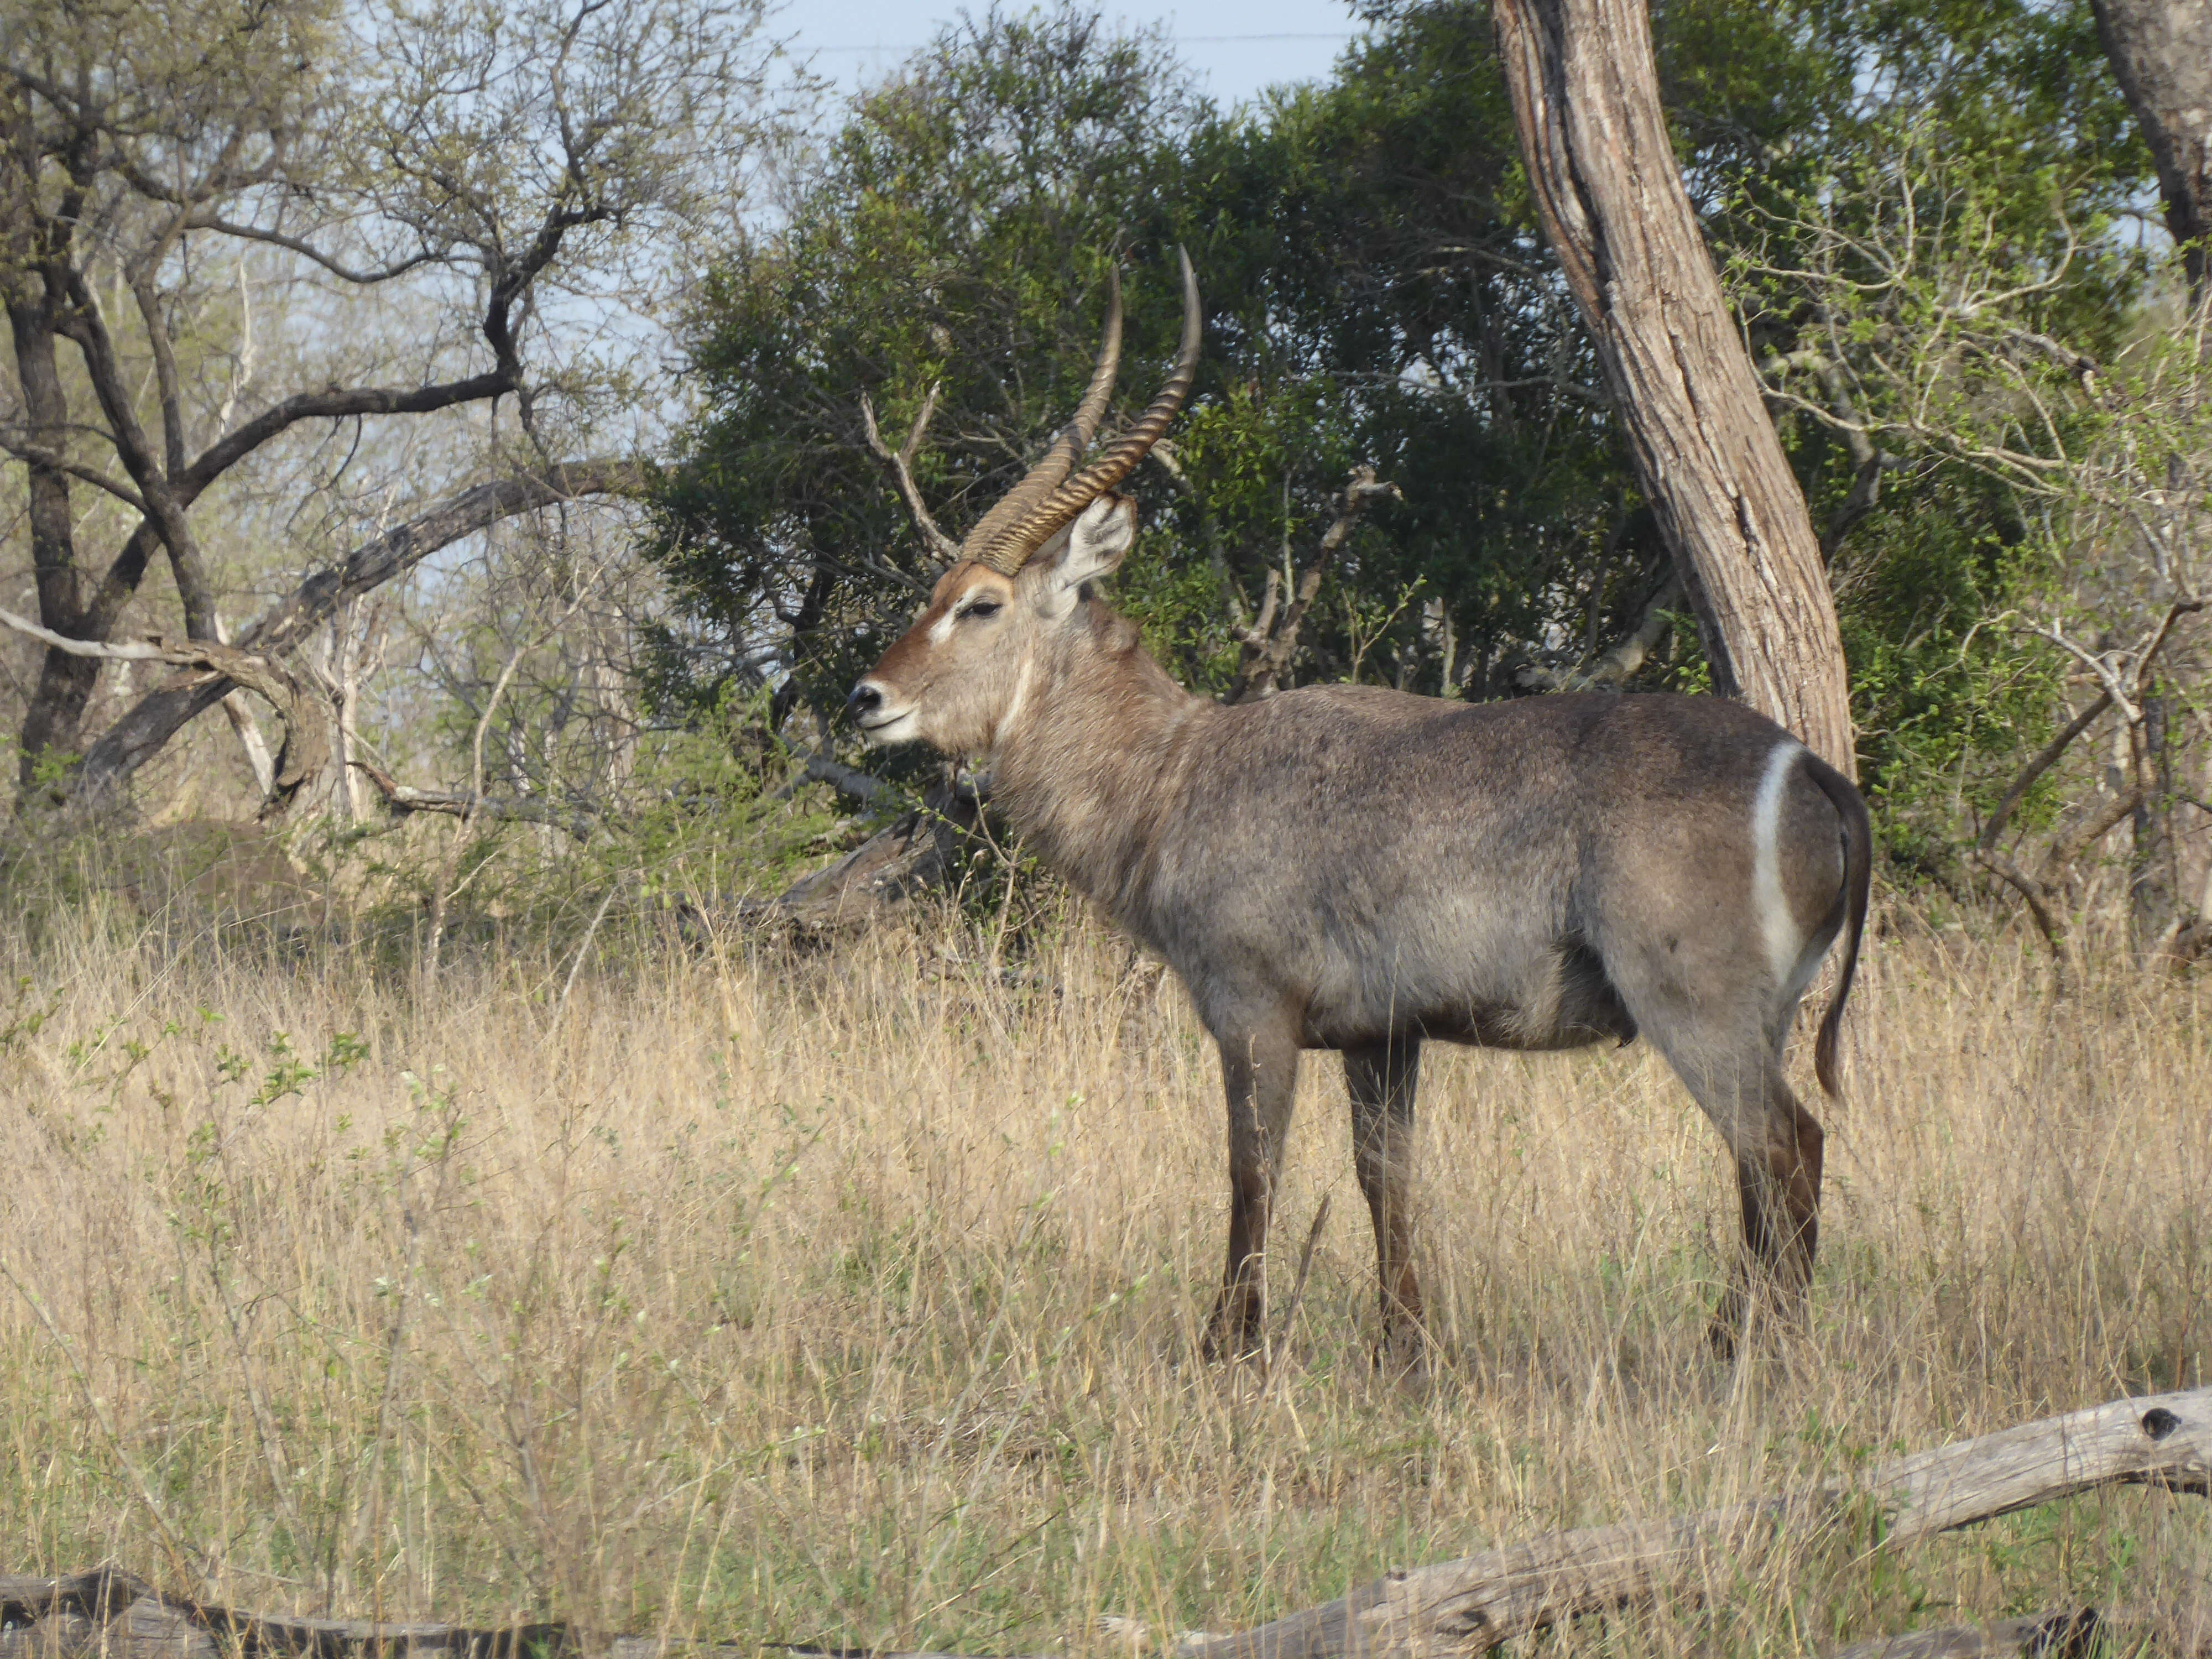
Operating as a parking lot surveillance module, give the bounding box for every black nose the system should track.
[845,681,883,722]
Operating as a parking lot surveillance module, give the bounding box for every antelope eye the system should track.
[961,599,1002,620]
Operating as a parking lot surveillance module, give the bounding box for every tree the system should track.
[1739,112,2209,965]
[2090,0,2212,300]
[1490,0,1855,772]
[652,6,1648,739]
[649,10,1214,740]
[0,0,777,811]
[658,0,2171,945]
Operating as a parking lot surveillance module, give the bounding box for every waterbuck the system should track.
[847,253,1871,1361]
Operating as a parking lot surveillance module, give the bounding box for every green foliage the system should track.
[1723,33,2166,869]
[650,0,2168,887]
[1835,483,2067,875]
[649,11,1205,732]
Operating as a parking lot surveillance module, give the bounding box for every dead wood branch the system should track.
[862,385,963,567]
[1971,598,2206,978]
[1517,566,1684,692]
[68,461,641,805]
[775,751,896,809]
[7,1396,2199,1659]
[1981,693,2115,854]
[0,1567,594,1659]
[1826,1609,2105,1659]
[741,778,989,934]
[1970,691,2115,987]
[1226,468,1401,705]
[1181,1385,2210,1659]
[350,761,597,842]
[0,606,326,817]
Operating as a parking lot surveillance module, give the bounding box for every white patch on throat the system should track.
[1751,740,1803,983]
[993,656,1035,753]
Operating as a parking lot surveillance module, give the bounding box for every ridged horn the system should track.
[972,248,1201,576]
[958,266,1124,568]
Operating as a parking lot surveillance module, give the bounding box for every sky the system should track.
[780,0,1366,111]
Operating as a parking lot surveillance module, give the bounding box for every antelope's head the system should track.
[847,253,1202,757]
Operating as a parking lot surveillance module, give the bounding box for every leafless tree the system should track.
[0,0,784,814]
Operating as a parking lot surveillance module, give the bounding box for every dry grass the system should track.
[1,893,2208,1657]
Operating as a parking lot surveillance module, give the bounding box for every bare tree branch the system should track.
[1980,692,2114,854]
[2026,619,2142,723]
[1226,468,1400,705]
[776,751,895,808]
[181,372,518,497]
[349,760,597,841]
[860,385,963,566]
[69,461,642,803]
[1520,566,1684,692]
[179,213,445,285]
[0,437,149,514]
[0,607,326,817]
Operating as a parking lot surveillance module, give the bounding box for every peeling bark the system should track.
[2091,0,2212,299]
[1491,0,1856,774]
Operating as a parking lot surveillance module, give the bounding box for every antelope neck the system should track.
[986,606,1215,921]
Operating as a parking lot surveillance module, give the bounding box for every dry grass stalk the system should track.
[6,1386,2200,1659]
[0,898,2206,1658]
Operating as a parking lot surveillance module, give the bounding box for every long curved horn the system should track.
[972,248,1201,576]
[957,266,1124,565]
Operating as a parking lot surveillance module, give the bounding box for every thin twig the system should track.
[861,385,962,566]
[1259,1194,1332,1396]
[554,883,622,1031]
[1980,692,2113,854]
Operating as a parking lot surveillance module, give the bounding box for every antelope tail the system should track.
[1804,754,1872,1099]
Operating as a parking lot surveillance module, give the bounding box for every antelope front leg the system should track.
[1205,1026,1300,1360]
[1344,1036,1425,1366]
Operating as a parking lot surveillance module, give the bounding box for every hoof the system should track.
[1202,1305,1265,1364]
[1707,1314,1740,1361]
[1374,1322,1429,1379]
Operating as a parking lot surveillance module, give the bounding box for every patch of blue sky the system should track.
[781,0,1364,113]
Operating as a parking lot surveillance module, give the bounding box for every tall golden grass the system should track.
[1,891,2206,1656]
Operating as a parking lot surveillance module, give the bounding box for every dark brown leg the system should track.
[1344,1036,1425,1364]
[1204,1026,1300,1360]
[1710,1074,1824,1356]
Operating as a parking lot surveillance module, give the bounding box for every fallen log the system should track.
[0,1568,796,1659]
[1827,1603,2212,1659]
[0,1567,583,1659]
[739,778,988,935]
[3,1388,2204,1659]
[1825,1609,2104,1659]
[1182,1385,2210,1659]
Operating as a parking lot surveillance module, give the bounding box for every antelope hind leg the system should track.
[1344,1036,1427,1369]
[1709,1073,1825,1357]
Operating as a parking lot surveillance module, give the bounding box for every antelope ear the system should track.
[1036,494,1136,617]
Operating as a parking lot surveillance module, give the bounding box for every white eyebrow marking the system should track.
[928,606,959,645]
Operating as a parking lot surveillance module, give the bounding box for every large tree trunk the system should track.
[1491,0,1856,775]
[2093,0,2212,300]
[4,278,96,790]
